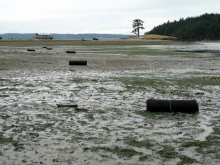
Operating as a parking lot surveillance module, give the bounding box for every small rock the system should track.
[83,147,89,151]
[22,159,27,163]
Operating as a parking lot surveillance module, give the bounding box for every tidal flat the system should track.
[0,41,220,165]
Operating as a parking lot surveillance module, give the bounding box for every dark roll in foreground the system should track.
[69,61,87,65]
[146,99,199,113]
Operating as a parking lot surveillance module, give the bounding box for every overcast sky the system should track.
[0,0,219,35]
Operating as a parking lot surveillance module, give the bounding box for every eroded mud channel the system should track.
[0,44,220,165]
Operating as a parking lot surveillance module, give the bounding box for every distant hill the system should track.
[0,33,132,40]
[145,13,220,41]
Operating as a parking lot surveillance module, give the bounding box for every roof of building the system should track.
[36,33,52,35]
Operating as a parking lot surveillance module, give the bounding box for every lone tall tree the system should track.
[132,19,144,36]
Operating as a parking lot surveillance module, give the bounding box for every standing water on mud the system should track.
[141,42,220,57]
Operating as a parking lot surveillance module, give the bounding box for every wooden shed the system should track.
[36,33,53,40]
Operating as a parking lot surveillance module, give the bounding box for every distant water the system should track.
[143,42,220,57]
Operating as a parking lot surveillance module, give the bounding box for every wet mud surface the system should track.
[0,44,220,165]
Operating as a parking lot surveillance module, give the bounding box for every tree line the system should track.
[145,13,220,40]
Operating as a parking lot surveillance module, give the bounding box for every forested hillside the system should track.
[145,13,220,40]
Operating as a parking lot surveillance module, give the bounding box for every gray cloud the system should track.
[0,0,219,34]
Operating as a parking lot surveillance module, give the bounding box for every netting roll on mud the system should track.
[146,99,199,113]
[69,61,87,65]
[47,48,52,50]
[66,51,76,53]
[27,49,35,51]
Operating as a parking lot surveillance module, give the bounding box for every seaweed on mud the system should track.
[0,114,11,120]
[139,155,150,161]
[36,114,50,119]
[206,135,220,141]
[68,135,105,144]
[24,83,35,87]
[84,113,95,121]
[102,127,110,132]
[181,140,219,148]
[172,76,220,87]
[69,77,87,83]
[135,111,155,118]
[113,77,169,92]
[2,88,19,91]
[177,155,197,165]
[91,146,143,158]
[31,123,54,131]
[100,116,108,121]
[0,132,13,144]
[213,127,220,135]
[118,126,134,130]
[77,85,89,90]
[27,132,39,137]
[196,147,220,154]
[12,141,24,151]
[0,133,24,151]
[100,154,111,159]
[215,154,220,159]
[181,134,220,155]
[157,146,178,158]
[2,124,18,132]
[123,137,154,149]
[82,137,105,144]
[96,110,106,114]
[113,76,218,98]
[78,120,88,125]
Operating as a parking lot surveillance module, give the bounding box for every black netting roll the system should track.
[146,99,199,113]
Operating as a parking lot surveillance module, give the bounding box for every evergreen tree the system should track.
[132,19,145,36]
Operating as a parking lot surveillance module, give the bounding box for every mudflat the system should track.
[0,39,185,46]
[0,40,220,165]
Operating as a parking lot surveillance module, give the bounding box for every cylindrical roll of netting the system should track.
[146,99,199,113]
[66,51,76,53]
[27,49,35,51]
[69,61,87,65]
